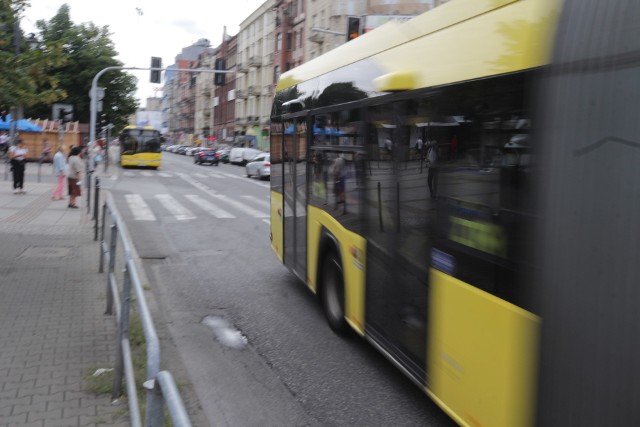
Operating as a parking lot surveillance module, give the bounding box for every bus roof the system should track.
[277,0,562,93]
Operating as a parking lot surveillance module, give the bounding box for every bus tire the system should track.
[321,251,348,333]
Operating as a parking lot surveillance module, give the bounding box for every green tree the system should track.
[26,4,138,131]
[0,0,67,111]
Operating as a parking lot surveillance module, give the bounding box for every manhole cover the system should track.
[20,246,73,258]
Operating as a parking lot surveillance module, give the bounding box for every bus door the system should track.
[364,100,431,383]
[282,116,308,280]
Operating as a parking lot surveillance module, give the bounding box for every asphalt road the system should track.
[103,151,455,427]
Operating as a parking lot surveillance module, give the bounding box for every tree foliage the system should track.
[26,4,139,131]
[0,0,67,110]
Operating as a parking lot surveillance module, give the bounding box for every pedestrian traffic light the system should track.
[347,17,361,42]
[0,111,6,122]
[214,58,226,86]
[150,56,162,83]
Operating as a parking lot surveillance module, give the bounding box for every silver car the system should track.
[245,153,271,180]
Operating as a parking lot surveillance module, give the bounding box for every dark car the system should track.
[194,148,220,165]
[218,147,231,163]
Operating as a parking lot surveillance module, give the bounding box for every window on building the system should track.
[274,65,280,84]
[287,33,292,50]
[276,33,282,51]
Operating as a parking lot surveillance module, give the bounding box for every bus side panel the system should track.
[120,152,161,167]
[427,269,539,427]
[270,191,284,262]
[308,205,366,335]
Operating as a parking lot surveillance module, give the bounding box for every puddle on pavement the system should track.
[202,315,248,350]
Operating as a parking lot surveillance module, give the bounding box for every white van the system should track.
[229,147,262,165]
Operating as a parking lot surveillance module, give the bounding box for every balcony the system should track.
[235,117,247,125]
[237,62,249,73]
[248,86,259,96]
[248,56,261,67]
[236,90,247,99]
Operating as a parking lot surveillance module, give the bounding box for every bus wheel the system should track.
[321,251,347,333]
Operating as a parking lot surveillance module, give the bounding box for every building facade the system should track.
[163,0,451,143]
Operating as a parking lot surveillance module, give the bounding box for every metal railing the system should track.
[98,189,192,427]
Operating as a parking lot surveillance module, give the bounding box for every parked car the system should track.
[245,153,270,179]
[218,147,231,163]
[176,145,190,155]
[186,146,200,156]
[194,148,220,165]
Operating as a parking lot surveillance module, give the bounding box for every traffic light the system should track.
[150,56,162,83]
[214,58,226,86]
[0,111,7,122]
[347,17,361,42]
[59,108,73,124]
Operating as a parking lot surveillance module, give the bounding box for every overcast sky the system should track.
[22,0,266,105]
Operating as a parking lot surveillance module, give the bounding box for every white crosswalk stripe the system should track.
[211,194,268,218]
[157,172,173,178]
[155,194,196,221]
[125,194,156,221]
[241,195,270,210]
[193,173,208,178]
[184,195,235,218]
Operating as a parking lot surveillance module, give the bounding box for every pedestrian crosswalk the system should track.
[122,192,270,222]
[120,169,269,188]
[119,169,271,222]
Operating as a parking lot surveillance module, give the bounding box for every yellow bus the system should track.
[119,125,163,168]
[270,0,555,426]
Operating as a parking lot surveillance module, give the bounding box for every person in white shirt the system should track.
[8,140,28,194]
[52,145,67,200]
[66,146,84,208]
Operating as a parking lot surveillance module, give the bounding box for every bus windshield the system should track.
[120,129,162,155]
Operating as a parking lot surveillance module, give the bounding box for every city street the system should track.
[101,152,454,426]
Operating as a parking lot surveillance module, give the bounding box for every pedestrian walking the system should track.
[8,139,28,194]
[427,140,439,198]
[67,146,83,208]
[52,145,67,200]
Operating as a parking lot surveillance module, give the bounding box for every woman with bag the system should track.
[51,145,67,200]
[67,146,83,208]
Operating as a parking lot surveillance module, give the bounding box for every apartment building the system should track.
[236,0,276,150]
[164,1,451,139]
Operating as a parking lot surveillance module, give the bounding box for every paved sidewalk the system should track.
[0,179,127,426]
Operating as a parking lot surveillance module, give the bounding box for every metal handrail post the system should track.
[105,222,118,315]
[93,177,100,240]
[99,203,107,273]
[112,263,131,400]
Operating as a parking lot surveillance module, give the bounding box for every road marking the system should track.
[176,172,267,218]
[157,172,173,178]
[193,173,208,178]
[241,195,270,210]
[140,171,154,177]
[155,194,196,221]
[125,194,156,221]
[211,194,268,218]
[184,195,235,218]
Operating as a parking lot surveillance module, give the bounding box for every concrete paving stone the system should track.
[2,413,28,426]
[2,379,35,393]
[27,408,64,423]
[79,413,129,427]
[44,397,81,412]
[31,391,65,406]
[0,388,18,400]
[16,384,51,398]
[63,405,97,418]
[43,419,80,427]
[11,400,47,416]
[49,382,82,394]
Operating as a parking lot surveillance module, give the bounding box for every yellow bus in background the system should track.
[119,125,163,168]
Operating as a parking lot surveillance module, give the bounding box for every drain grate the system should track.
[20,246,73,259]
